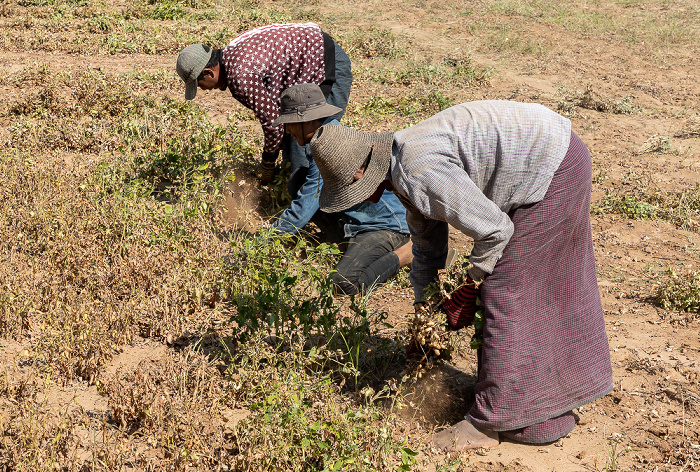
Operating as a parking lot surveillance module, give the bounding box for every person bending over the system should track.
[309,100,613,449]
[270,83,412,296]
[175,22,352,193]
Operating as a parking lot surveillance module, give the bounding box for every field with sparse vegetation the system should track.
[1,0,699,470]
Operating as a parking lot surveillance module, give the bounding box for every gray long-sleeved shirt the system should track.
[390,100,572,302]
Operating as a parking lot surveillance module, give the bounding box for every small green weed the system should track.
[351,89,452,125]
[593,192,658,220]
[264,158,294,213]
[593,184,700,231]
[225,332,408,471]
[368,57,491,88]
[222,231,398,380]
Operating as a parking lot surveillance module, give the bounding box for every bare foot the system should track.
[394,240,413,267]
[430,419,499,451]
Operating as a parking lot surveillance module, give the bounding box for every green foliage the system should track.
[225,333,405,471]
[145,0,188,20]
[86,15,113,32]
[17,0,54,6]
[592,184,700,231]
[469,299,484,350]
[265,158,294,213]
[657,269,700,313]
[223,233,340,337]
[222,232,396,378]
[353,89,452,124]
[229,1,294,33]
[593,193,658,220]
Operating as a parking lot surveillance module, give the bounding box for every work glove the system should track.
[441,277,480,330]
[258,150,279,185]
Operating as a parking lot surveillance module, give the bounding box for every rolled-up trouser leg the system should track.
[332,230,409,295]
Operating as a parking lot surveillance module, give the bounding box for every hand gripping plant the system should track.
[404,250,484,378]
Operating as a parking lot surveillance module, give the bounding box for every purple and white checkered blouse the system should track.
[390,100,572,302]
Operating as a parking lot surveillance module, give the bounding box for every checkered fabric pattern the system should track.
[222,23,326,153]
[467,132,613,440]
[390,100,573,303]
[500,411,576,444]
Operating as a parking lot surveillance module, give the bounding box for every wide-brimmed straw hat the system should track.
[310,124,394,213]
[271,84,342,127]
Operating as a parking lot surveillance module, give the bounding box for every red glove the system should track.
[441,279,479,330]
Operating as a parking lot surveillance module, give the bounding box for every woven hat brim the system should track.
[271,103,342,127]
[319,132,393,213]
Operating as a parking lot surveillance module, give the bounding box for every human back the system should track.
[392,100,572,212]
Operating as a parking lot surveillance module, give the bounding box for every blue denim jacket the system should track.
[271,121,408,238]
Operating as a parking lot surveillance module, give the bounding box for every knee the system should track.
[355,273,379,294]
[330,270,359,296]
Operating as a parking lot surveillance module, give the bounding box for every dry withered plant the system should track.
[0,55,422,470]
[0,64,245,384]
[100,347,229,468]
[404,251,483,379]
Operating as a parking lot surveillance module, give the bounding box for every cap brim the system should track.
[185,80,198,100]
[271,103,342,127]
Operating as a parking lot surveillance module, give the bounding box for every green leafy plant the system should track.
[592,184,700,231]
[225,333,407,472]
[222,231,396,382]
[224,232,339,339]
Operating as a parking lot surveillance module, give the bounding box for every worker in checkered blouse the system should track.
[176,23,352,196]
[309,100,613,450]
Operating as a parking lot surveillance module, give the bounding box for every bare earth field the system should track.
[1,0,699,470]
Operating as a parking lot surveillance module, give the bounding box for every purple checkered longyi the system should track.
[467,132,613,443]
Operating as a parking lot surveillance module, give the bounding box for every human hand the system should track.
[259,150,279,185]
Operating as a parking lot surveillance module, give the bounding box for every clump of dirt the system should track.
[220,169,268,232]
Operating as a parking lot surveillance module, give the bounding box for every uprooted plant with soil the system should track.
[1,0,699,470]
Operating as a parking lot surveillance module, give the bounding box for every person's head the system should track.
[271,84,342,146]
[176,44,224,100]
[309,125,395,212]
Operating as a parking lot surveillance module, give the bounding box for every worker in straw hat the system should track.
[309,100,613,449]
[269,83,413,296]
[175,22,352,191]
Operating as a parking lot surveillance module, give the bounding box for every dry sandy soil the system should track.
[1,0,699,470]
